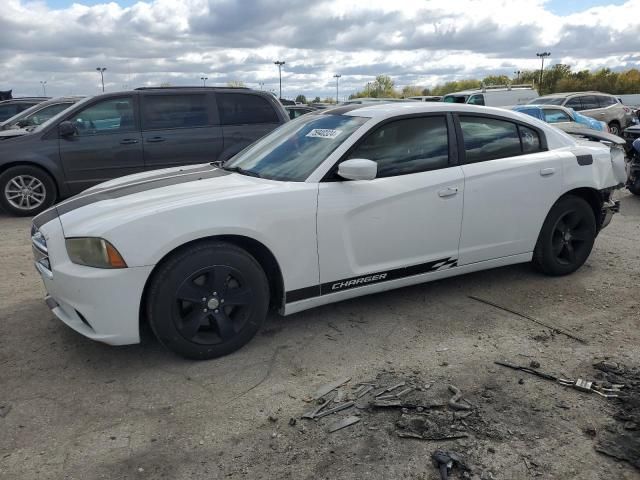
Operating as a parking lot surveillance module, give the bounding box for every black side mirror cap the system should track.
[58,121,76,137]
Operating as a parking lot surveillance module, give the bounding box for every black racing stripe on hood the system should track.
[56,167,231,216]
[32,207,59,229]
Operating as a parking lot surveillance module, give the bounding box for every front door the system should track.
[456,114,563,265]
[140,92,224,170]
[58,96,143,195]
[317,115,464,294]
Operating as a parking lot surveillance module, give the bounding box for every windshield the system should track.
[529,97,564,105]
[223,114,368,181]
[443,95,469,104]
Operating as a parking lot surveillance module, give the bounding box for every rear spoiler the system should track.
[561,125,626,146]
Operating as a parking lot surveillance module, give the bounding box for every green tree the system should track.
[482,75,510,86]
[295,94,307,104]
[227,80,245,87]
[312,96,321,103]
[401,85,425,97]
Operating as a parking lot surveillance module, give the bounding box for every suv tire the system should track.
[0,165,56,216]
[608,121,621,136]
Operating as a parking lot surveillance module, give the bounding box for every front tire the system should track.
[146,241,270,359]
[0,165,56,216]
[533,195,597,276]
[629,178,640,195]
[608,121,621,136]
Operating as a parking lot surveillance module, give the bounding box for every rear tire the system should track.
[146,241,269,359]
[608,121,621,136]
[0,165,56,216]
[532,195,597,276]
[629,178,640,195]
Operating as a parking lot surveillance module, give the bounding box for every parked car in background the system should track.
[0,97,84,139]
[285,105,317,120]
[342,97,418,105]
[443,85,538,107]
[0,87,288,216]
[529,92,630,136]
[622,123,640,150]
[30,102,625,358]
[407,96,442,102]
[0,97,49,122]
[512,104,608,132]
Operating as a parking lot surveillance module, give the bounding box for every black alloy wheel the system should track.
[533,195,596,276]
[147,241,270,359]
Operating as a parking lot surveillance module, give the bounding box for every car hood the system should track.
[0,128,28,139]
[35,163,283,236]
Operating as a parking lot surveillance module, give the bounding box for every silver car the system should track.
[530,91,630,136]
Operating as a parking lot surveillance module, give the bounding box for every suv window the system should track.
[543,108,571,123]
[579,95,599,110]
[565,97,583,111]
[460,116,522,163]
[0,104,19,121]
[468,94,485,106]
[142,94,208,130]
[69,97,135,135]
[217,93,279,125]
[597,95,617,107]
[348,116,449,177]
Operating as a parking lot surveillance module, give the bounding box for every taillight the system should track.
[623,106,631,113]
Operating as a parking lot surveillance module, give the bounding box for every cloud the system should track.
[1,0,639,99]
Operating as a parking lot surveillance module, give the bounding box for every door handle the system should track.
[120,138,139,145]
[438,186,459,197]
[147,136,166,143]
[540,167,556,176]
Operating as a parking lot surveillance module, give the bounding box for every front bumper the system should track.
[33,217,154,346]
[600,199,620,230]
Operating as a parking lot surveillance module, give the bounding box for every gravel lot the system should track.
[1,191,639,480]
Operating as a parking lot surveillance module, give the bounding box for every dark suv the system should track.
[0,87,288,216]
[0,97,49,122]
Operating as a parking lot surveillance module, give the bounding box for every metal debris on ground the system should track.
[495,360,624,398]
[469,295,587,344]
[448,385,472,411]
[312,376,351,400]
[431,449,469,480]
[328,415,360,433]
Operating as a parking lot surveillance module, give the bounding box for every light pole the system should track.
[258,82,265,90]
[40,81,47,96]
[536,52,551,93]
[200,77,208,87]
[96,67,106,92]
[514,70,521,83]
[333,74,341,104]
[274,60,285,99]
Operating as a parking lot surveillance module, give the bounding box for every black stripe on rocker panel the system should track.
[285,257,458,303]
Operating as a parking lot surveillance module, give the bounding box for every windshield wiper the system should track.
[222,165,262,178]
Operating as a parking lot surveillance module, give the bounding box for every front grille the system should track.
[31,225,52,276]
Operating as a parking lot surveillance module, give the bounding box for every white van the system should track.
[443,85,539,107]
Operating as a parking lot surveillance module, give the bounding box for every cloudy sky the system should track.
[2,0,639,100]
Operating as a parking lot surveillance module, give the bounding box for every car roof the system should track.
[0,97,49,104]
[537,91,613,99]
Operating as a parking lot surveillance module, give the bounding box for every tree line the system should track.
[341,66,640,100]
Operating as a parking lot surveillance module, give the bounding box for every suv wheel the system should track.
[629,178,640,196]
[146,241,270,359]
[0,165,56,216]
[532,195,597,276]
[608,121,621,136]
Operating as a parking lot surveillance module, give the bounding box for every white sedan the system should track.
[31,103,625,359]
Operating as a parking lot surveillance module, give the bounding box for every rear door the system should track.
[456,114,563,265]
[58,95,144,194]
[141,92,223,170]
[216,92,282,161]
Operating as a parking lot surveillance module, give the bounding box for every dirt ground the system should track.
[1,191,639,480]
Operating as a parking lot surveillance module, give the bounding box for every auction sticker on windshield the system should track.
[306,128,342,139]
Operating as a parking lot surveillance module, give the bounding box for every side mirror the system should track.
[337,158,377,181]
[16,119,29,128]
[58,121,77,137]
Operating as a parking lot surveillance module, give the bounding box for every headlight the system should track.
[65,238,127,269]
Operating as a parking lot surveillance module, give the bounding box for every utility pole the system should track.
[274,61,285,99]
[514,70,521,83]
[40,81,47,96]
[258,82,265,90]
[536,52,551,93]
[200,77,208,87]
[333,74,341,104]
[96,67,107,92]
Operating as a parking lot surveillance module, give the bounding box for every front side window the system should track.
[217,93,279,125]
[224,114,367,181]
[142,94,208,130]
[468,94,485,106]
[68,97,135,135]
[543,108,572,123]
[17,103,72,127]
[347,116,449,177]
[443,95,468,103]
[565,97,584,111]
[460,116,521,163]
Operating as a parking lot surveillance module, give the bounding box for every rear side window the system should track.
[468,94,485,106]
[217,93,279,125]
[348,116,449,177]
[579,96,599,110]
[459,116,522,163]
[142,95,208,130]
[598,95,617,107]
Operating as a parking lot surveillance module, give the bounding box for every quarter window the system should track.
[142,94,209,130]
[519,125,542,154]
[348,116,449,177]
[217,93,279,125]
[68,97,135,135]
[459,116,522,163]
